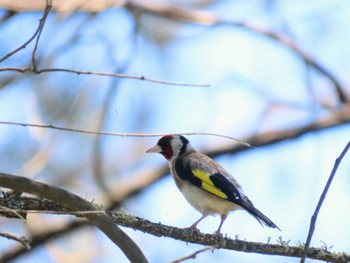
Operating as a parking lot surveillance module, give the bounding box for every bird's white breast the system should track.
[172,172,242,216]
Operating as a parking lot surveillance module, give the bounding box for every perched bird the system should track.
[146,134,280,235]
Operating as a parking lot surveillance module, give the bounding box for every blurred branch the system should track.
[0,194,348,263]
[208,108,350,158]
[124,1,348,104]
[91,14,140,193]
[301,141,350,263]
[0,173,148,263]
[91,83,120,193]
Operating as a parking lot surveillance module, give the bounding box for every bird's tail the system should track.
[247,206,281,231]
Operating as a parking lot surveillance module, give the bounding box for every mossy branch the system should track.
[0,189,348,263]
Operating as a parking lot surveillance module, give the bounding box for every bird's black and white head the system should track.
[146,135,194,162]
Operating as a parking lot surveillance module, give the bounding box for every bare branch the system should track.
[301,141,350,263]
[0,173,148,263]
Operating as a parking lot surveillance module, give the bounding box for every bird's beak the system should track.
[146,145,162,153]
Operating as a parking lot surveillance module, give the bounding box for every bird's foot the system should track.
[213,230,223,237]
[186,225,201,234]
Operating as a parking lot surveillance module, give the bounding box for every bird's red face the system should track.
[146,135,191,161]
[146,135,174,160]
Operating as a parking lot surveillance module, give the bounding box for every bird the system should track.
[146,134,280,235]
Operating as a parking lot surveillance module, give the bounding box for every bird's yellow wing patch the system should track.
[192,169,228,199]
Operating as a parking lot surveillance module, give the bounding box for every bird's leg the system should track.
[188,215,206,233]
[213,214,227,236]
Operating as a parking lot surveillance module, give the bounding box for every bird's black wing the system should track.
[174,153,280,230]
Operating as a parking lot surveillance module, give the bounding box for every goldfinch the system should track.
[146,134,280,235]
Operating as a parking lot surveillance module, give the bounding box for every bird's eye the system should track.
[160,143,173,160]
[158,136,172,148]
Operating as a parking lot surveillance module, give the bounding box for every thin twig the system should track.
[38,68,210,87]
[0,121,250,146]
[31,0,52,71]
[300,141,350,263]
[0,1,51,63]
[171,246,215,263]
[0,232,31,250]
[0,205,26,221]
[0,66,210,87]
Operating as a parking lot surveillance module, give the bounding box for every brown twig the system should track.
[300,141,350,263]
[0,233,31,250]
[0,1,52,64]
